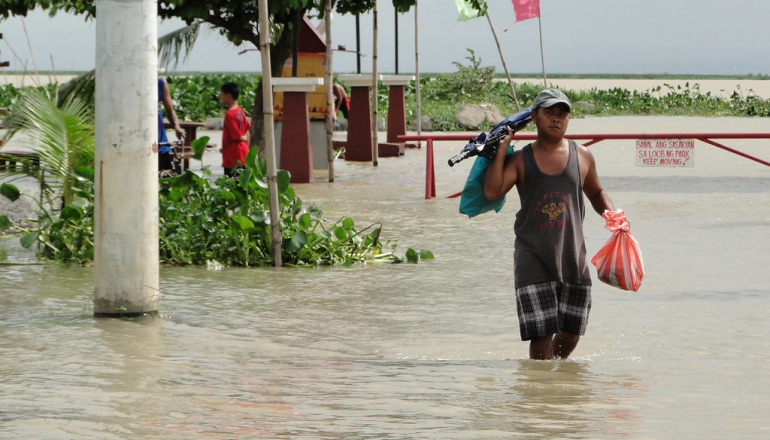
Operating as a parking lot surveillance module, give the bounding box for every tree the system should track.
[0,0,426,150]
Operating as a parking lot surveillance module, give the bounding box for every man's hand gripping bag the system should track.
[590,209,644,291]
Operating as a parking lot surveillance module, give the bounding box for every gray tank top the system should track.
[513,140,591,288]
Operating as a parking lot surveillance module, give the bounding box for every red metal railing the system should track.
[399,133,770,200]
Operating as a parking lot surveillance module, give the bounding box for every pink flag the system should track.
[512,0,540,22]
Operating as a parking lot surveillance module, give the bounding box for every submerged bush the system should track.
[0,150,431,267]
[157,148,416,266]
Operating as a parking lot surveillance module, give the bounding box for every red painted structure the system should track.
[378,76,416,156]
[399,132,770,200]
[273,16,326,183]
[280,91,314,183]
[345,84,373,162]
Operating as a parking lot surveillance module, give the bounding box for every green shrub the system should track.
[1,152,426,266]
[158,149,394,266]
[166,73,261,121]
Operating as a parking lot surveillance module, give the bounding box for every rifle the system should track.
[447,106,532,167]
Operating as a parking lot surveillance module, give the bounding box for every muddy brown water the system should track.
[1,116,769,438]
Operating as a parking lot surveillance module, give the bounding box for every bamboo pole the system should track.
[486,13,520,111]
[414,2,421,147]
[258,0,282,267]
[49,55,56,85]
[20,18,41,87]
[538,15,547,88]
[324,0,335,182]
[371,0,379,166]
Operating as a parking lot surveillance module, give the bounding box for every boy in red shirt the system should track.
[220,82,251,177]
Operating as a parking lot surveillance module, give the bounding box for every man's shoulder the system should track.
[224,106,246,120]
[572,141,594,157]
[505,148,525,168]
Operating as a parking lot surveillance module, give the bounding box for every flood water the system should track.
[1,116,769,439]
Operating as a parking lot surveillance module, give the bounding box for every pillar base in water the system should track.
[93,298,158,318]
[94,311,158,319]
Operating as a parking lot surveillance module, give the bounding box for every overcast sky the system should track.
[1,1,769,75]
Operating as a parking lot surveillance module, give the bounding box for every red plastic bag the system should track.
[591,210,644,291]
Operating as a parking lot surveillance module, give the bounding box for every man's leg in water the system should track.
[529,332,580,360]
[552,332,580,359]
[529,335,554,360]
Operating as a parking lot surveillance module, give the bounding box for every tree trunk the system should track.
[250,24,295,156]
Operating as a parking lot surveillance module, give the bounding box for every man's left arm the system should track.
[581,147,615,215]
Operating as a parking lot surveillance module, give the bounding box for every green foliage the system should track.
[2,89,94,207]
[426,49,497,101]
[0,167,95,263]
[0,77,430,268]
[0,214,12,233]
[0,0,416,46]
[1,160,426,266]
[165,73,261,122]
[0,83,58,110]
[157,153,397,267]
[191,135,209,161]
[1,182,21,201]
[563,82,770,117]
[50,72,261,123]
[401,71,770,131]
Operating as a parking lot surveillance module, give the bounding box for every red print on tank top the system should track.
[532,191,571,230]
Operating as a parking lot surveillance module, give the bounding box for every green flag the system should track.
[455,0,481,21]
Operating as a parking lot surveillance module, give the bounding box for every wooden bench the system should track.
[0,148,39,173]
[164,121,218,172]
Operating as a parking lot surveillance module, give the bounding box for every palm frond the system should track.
[56,69,95,108]
[2,89,94,206]
[158,21,204,70]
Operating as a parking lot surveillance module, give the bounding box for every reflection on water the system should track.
[2,121,770,438]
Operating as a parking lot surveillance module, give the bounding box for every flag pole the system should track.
[414,2,422,148]
[485,13,520,111]
[537,15,547,88]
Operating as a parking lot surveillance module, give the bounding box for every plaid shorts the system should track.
[515,282,592,341]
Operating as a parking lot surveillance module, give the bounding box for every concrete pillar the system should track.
[338,74,377,162]
[379,75,416,156]
[93,0,159,317]
[273,77,323,184]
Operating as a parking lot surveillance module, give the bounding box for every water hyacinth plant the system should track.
[1,142,432,267]
[158,146,429,266]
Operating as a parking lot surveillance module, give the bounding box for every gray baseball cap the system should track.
[532,89,571,112]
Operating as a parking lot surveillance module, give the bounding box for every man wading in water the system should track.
[483,89,615,360]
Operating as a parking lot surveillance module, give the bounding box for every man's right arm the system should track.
[333,85,342,114]
[483,127,517,200]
